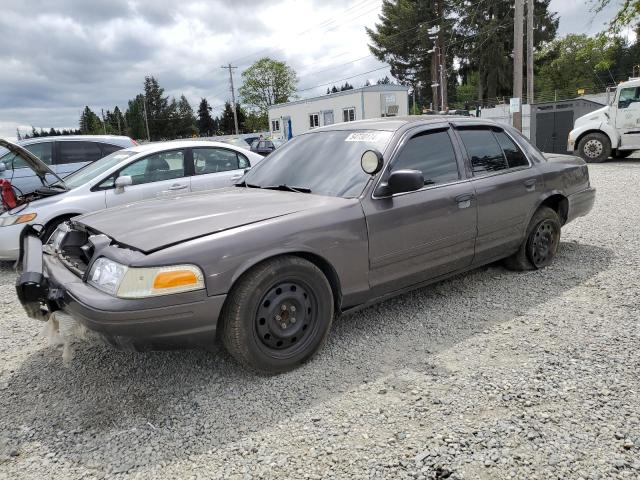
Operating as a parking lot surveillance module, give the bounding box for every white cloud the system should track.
[1,0,633,138]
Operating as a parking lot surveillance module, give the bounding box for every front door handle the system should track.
[230,174,243,181]
[523,179,537,191]
[168,184,188,191]
[455,193,474,209]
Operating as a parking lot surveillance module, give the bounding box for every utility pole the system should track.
[513,0,524,131]
[526,0,534,105]
[101,108,107,135]
[221,63,239,136]
[142,96,151,142]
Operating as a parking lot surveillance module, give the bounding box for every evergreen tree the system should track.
[331,85,339,93]
[143,76,176,140]
[125,95,148,140]
[220,102,246,135]
[16,129,22,141]
[197,98,216,136]
[79,106,103,134]
[176,95,197,138]
[454,0,558,103]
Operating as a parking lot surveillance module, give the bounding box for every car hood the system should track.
[574,105,610,128]
[0,139,66,187]
[75,187,352,252]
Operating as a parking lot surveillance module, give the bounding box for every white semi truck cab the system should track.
[568,78,640,162]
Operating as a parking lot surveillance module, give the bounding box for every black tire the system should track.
[613,150,633,159]
[504,206,561,271]
[220,256,334,374]
[577,132,611,163]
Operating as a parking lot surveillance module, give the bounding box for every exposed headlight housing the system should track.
[50,227,67,251]
[0,213,37,227]
[87,257,205,298]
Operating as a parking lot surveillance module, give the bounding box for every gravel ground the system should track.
[1,160,639,480]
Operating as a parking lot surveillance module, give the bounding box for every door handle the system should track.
[230,174,243,181]
[523,179,537,191]
[168,184,187,191]
[455,193,474,209]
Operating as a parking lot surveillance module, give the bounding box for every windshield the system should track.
[61,150,137,189]
[244,130,393,198]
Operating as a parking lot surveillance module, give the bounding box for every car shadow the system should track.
[0,242,613,474]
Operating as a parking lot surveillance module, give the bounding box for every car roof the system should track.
[306,115,500,133]
[19,135,134,146]
[125,140,256,155]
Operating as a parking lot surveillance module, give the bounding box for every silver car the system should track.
[0,136,136,195]
[0,139,263,260]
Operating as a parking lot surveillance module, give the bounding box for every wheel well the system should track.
[292,252,342,312]
[540,195,568,225]
[217,252,343,333]
[43,214,79,235]
[575,129,611,149]
[45,213,78,228]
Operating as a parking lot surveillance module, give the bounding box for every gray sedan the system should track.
[17,116,595,374]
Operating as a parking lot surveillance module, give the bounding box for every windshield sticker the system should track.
[345,131,391,143]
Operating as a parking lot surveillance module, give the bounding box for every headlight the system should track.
[88,257,205,298]
[88,257,128,295]
[0,213,37,227]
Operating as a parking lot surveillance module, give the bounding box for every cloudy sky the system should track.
[0,0,629,139]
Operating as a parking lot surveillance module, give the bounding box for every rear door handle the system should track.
[455,193,474,209]
[523,179,537,191]
[230,174,243,181]
[168,184,188,191]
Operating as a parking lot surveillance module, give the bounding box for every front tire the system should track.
[220,256,334,374]
[577,133,611,163]
[504,207,561,271]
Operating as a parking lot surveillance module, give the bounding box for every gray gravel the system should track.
[1,160,639,479]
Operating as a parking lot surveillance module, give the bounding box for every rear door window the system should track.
[193,148,242,175]
[457,128,509,175]
[100,143,124,157]
[58,141,104,165]
[494,131,529,168]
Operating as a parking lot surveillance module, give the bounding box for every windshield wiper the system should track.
[262,184,312,193]
[234,181,262,188]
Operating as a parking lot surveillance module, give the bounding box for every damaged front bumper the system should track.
[16,229,226,350]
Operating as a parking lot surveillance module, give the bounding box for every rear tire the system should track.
[220,256,334,374]
[577,133,611,163]
[613,150,633,159]
[504,207,561,271]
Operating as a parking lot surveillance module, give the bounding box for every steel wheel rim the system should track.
[530,219,558,267]
[255,280,317,357]
[584,139,603,158]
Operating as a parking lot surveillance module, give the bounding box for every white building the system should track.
[268,84,409,139]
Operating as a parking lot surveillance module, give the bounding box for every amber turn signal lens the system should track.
[16,213,37,224]
[153,270,199,290]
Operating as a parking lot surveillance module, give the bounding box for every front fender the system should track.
[569,122,620,151]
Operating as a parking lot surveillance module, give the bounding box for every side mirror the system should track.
[0,162,6,174]
[114,175,133,192]
[361,150,384,175]
[376,169,424,197]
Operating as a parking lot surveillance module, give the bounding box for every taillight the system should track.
[130,138,139,146]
